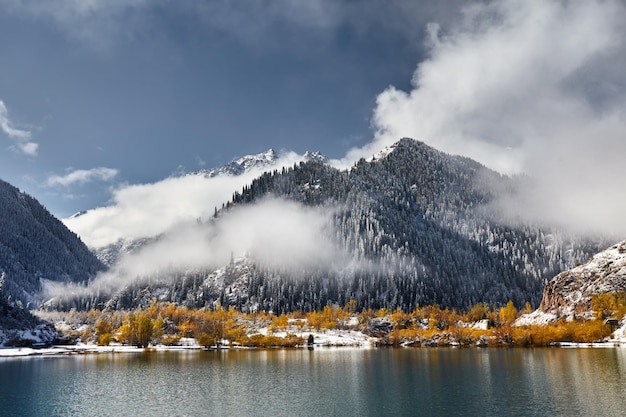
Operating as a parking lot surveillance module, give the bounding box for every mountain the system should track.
[50,138,605,312]
[0,274,59,346]
[538,240,626,320]
[193,148,328,178]
[223,138,604,311]
[89,148,329,267]
[303,151,328,164]
[194,149,281,178]
[0,179,106,307]
[86,149,286,266]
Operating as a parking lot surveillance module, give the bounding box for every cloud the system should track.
[0,100,31,139]
[15,141,39,157]
[46,167,119,187]
[63,151,304,248]
[0,99,39,156]
[343,0,626,237]
[1,0,466,52]
[47,196,352,298]
[39,0,626,301]
[0,0,151,49]
[0,0,335,50]
[210,198,344,270]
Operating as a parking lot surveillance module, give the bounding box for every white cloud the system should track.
[47,167,119,187]
[0,100,31,139]
[1,0,151,49]
[15,141,39,157]
[1,0,337,50]
[0,99,39,156]
[39,0,626,300]
[63,151,304,248]
[1,0,466,52]
[48,196,351,297]
[347,0,626,237]
[210,198,344,270]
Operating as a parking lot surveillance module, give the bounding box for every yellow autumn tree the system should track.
[499,301,517,325]
[137,315,154,348]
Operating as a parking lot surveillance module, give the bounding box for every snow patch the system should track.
[515,310,557,326]
[367,145,395,162]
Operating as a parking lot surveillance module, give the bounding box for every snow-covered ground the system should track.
[4,314,626,357]
[0,330,375,358]
[0,344,149,357]
[515,310,558,326]
[269,329,376,348]
[515,312,626,346]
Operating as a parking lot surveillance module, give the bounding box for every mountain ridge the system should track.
[194,148,280,178]
[191,148,328,178]
[49,138,606,312]
[0,178,105,342]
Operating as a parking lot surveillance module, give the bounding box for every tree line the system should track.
[52,292,626,349]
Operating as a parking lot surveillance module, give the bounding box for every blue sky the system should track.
[0,0,458,217]
[2,0,626,242]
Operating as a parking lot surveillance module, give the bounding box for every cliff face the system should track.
[539,240,626,318]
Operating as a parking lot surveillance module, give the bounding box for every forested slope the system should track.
[73,139,604,313]
[225,138,601,310]
[0,179,105,307]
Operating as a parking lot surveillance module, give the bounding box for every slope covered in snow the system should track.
[195,149,281,178]
[538,240,626,319]
[50,138,605,313]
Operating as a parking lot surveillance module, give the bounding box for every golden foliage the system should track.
[513,319,612,346]
[65,298,621,349]
[592,292,626,320]
[499,301,517,326]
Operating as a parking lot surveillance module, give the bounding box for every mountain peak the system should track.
[303,151,328,163]
[195,148,281,178]
[193,148,330,178]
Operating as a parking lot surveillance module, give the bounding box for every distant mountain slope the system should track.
[0,179,105,307]
[55,138,605,313]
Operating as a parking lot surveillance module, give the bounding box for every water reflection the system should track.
[1,348,625,416]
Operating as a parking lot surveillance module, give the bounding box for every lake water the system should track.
[1,347,625,416]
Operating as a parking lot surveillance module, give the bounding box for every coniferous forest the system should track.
[39,139,605,314]
[0,179,104,308]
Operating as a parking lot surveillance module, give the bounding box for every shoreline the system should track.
[2,339,626,359]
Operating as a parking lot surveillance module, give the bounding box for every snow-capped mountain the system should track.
[193,148,329,178]
[52,138,606,313]
[194,149,281,178]
[303,151,328,164]
[89,148,329,265]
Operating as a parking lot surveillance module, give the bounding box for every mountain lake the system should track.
[1,347,625,416]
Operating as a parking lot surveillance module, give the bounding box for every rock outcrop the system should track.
[539,240,626,319]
